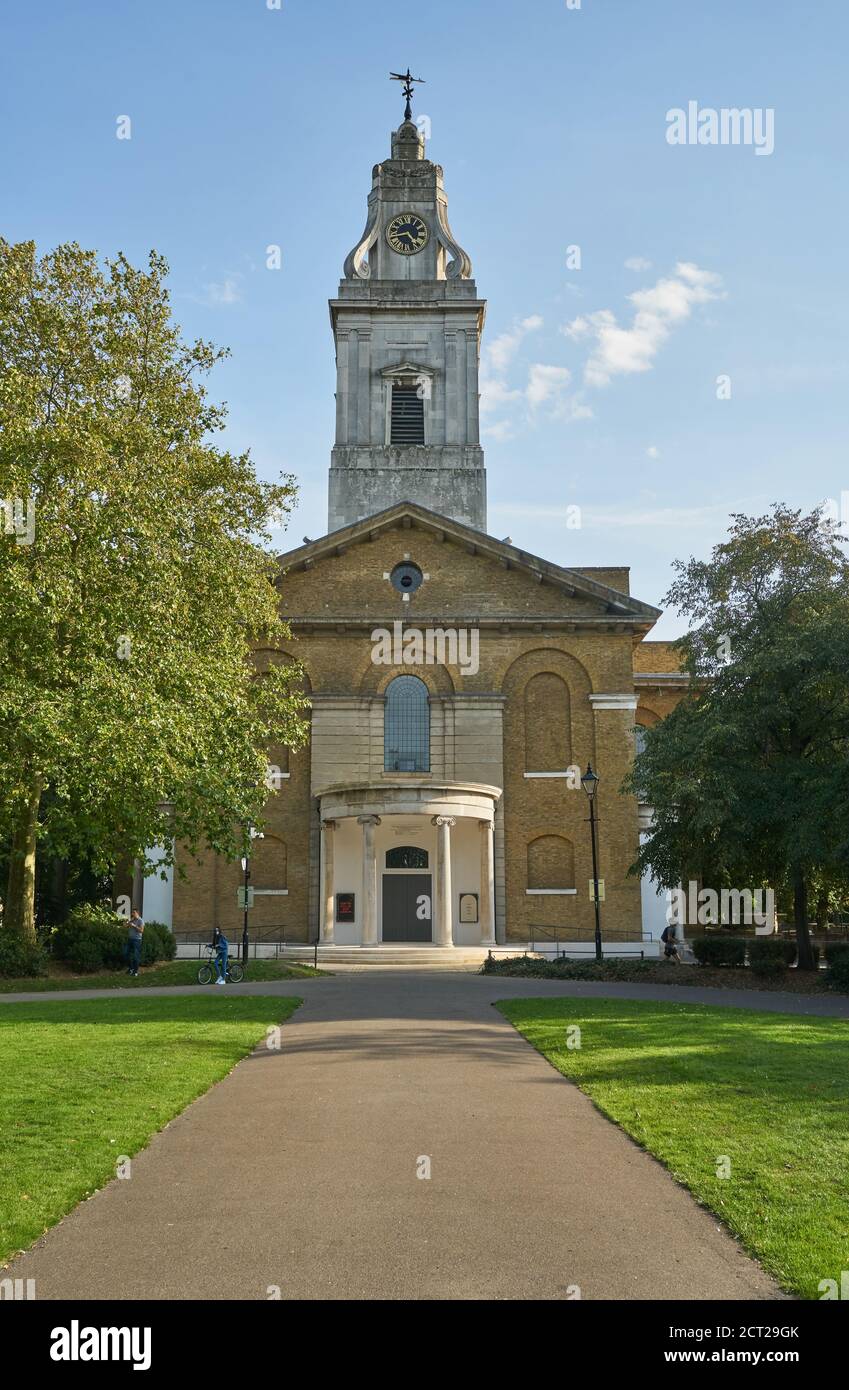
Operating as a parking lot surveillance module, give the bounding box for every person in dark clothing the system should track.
[661,923,681,962]
[211,924,229,985]
[126,908,144,977]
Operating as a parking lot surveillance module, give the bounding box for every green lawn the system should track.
[0,958,324,993]
[0,994,300,1264]
[498,997,849,1300]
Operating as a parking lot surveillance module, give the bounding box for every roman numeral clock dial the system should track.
[386,212,429,255]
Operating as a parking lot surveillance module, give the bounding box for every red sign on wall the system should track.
[336,893,355,923]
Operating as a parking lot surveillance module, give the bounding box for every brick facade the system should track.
[172,505,686,947]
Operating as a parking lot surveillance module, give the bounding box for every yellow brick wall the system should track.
[173,523,663,943]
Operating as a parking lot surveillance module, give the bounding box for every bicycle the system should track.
[198,944,245,985]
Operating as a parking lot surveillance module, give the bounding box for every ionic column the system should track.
[432,816,456,948]
[479,819,496,947]
[358,815,381,946]
[320,820,336,944]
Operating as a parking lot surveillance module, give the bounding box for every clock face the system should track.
[386,212,429,256]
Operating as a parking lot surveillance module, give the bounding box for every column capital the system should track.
[321,819,337,831]
[357,814,382,827]
[431,815,457,828]
[478,818,494,831]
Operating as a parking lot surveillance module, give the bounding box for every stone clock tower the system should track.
[328,109,488,533]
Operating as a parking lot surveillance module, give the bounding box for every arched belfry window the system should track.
[384,676,430,772]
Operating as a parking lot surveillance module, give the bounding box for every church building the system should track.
[159,98,688,956]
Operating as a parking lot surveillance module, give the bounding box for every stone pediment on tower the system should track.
[380,360,430,379]
[277,501,661,633]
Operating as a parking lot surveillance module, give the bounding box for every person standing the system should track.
[211,924,229,985]
[126,908,145,977]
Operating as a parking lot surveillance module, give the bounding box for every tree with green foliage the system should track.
[629,505,849,970]
[0,240,309,941]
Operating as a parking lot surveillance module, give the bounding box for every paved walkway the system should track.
[7,970,840,1301]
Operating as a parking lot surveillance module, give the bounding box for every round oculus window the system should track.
[390,562,424,594]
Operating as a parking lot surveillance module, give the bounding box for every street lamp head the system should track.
[581,763,600,800]
[240,856,248,872]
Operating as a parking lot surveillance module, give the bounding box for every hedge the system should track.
[691,935,747,967]
[0,932,49,978]
[825,955,849,993]
[748,937,794,976]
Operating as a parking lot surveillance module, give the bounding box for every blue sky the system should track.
[2,0,847,636]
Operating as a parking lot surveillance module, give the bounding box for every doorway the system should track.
[382,874,433,943]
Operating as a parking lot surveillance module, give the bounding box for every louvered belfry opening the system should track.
[390,382,425,444]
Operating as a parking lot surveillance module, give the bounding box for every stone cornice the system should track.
[589,694,639,711]
[634,672,691,688]
[288,615,654,634]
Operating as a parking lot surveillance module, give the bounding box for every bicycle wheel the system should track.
[228,961,244,983]
[198,963,214,985]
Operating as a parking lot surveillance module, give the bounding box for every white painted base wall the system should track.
[142,844,175,929]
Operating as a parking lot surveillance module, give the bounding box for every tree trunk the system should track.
[816,889,830,932]
[4,773,43,941]
[793,866,815,971]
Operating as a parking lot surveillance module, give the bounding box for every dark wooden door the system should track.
[382,874,433,942]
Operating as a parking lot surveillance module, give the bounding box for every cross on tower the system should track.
[390,68,426,122]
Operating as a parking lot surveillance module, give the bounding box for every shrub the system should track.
[691,935,746,968]
[54,903,127,971]
[824,941,849,967]
[140,921,177,965]
[53,906,176,973]
[748,938,792,976]
[67,937,107,973]
[825,955,849,994]
[0,932,49,978]
[479,955,660,981]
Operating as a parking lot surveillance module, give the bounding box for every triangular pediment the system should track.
[277,501,661,630]
[379,361,431,379]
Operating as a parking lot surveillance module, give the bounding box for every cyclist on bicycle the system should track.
[212,925,229,985]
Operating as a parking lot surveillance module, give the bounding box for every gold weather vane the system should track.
[390,68,426,123]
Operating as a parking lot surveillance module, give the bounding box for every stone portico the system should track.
[318,781,499,948]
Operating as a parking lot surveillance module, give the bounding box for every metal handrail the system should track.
[527,924,653,956]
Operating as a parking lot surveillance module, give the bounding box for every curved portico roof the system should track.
[316,779,501,823]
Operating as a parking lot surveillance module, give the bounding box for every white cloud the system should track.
[526,363,572,410]
[481,315,592,434]
[562,262,724,389]
[646,445,660,459]
[482,419,515,442]
[485,315,543,375]
[624,257,652,272]
[200,276,243,306]
[480,377,522,414]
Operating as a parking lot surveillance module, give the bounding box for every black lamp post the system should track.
[581,764,603,962]
[240,826,264,967]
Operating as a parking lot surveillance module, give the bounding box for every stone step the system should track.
[281,945,535,967]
